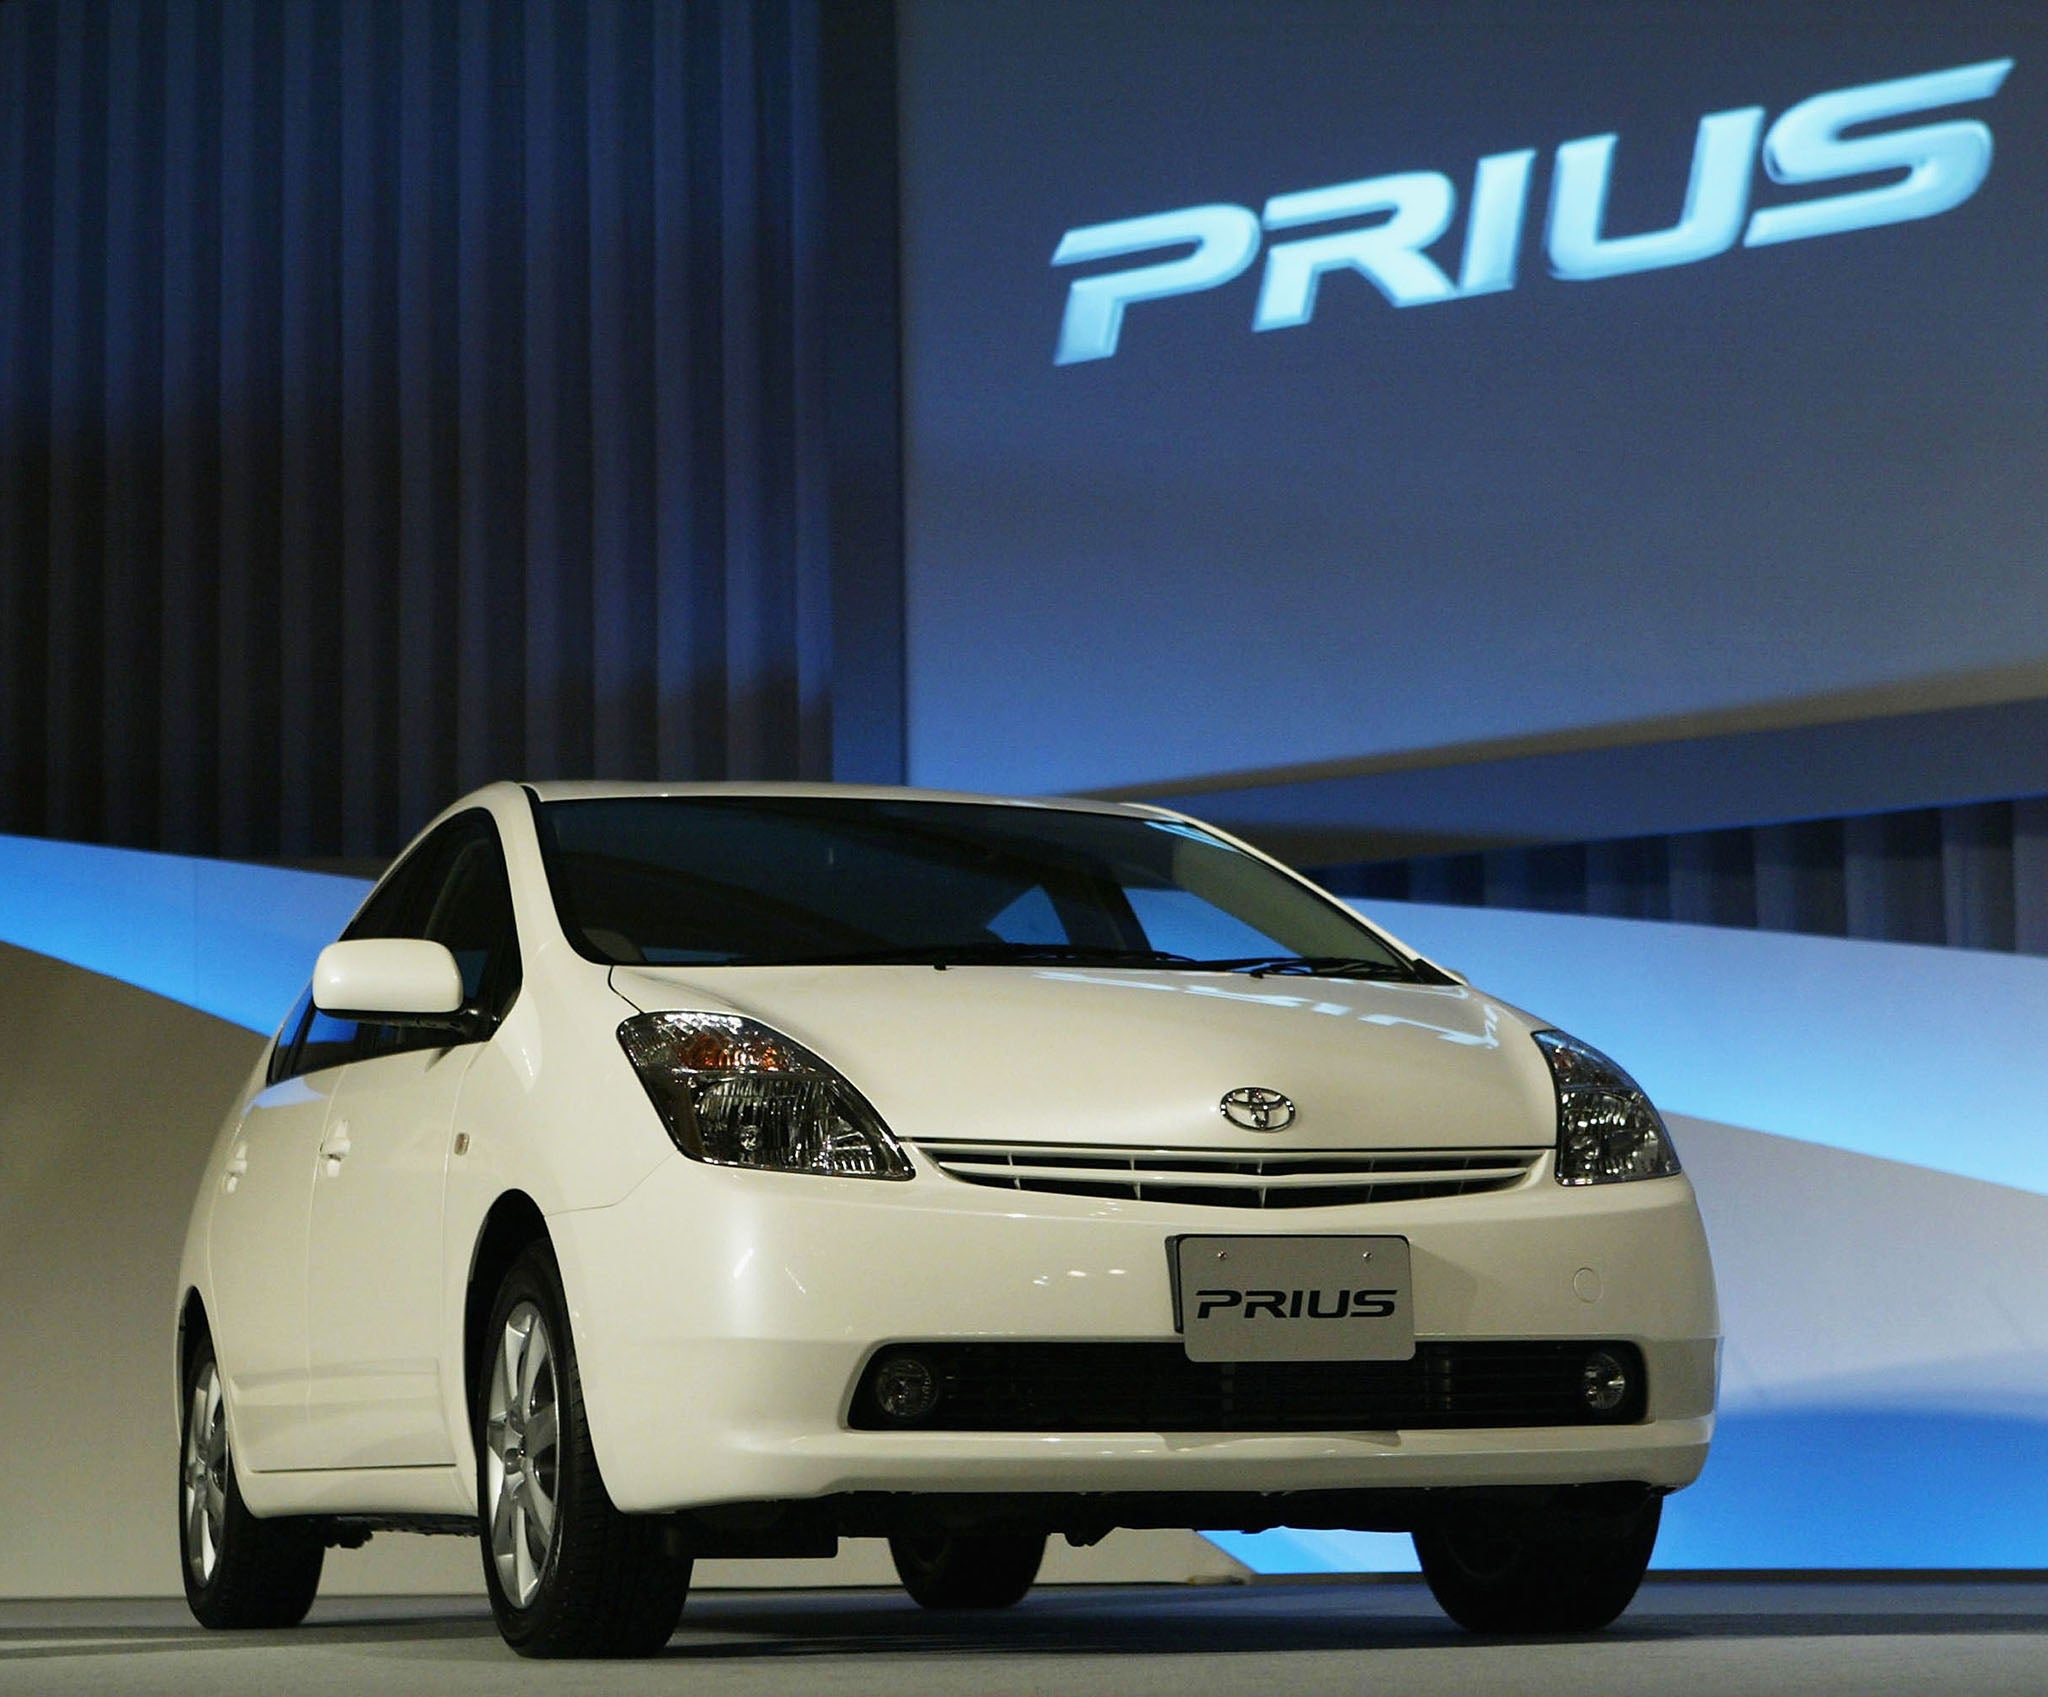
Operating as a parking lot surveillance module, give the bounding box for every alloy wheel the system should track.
[181,1360,228,1586]
[485,1301,561,1607]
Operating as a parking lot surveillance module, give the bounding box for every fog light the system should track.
[872,1355,940,1423]
[1581,1349,1630,1414]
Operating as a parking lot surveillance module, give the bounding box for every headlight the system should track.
[617,1011,912,1180]
[1533,1029,1680,1186]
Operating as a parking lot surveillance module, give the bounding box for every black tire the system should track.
[179,1327,325,1629]
[1413,1491,1661,1634]
[476,1240,692,1658]
[888,1531,1045,1610]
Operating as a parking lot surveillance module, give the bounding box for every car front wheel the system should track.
[888,1531,1046,1609]
[477,1241,691,1657]
[179,1330,325,1628]
[1412,1490,1661,1634]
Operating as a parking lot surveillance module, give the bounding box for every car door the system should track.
[302,812,522,1469]
[203,995,349,1474]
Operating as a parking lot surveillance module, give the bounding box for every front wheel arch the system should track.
[474,1238,690,1655]
[463,1191,552,1423]
[178,1324,326,1628]
[175,1288,209,1418]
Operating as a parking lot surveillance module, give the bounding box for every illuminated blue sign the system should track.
[1052,58,2013,364]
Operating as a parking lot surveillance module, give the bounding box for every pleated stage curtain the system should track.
[1344,794,2048,958]
[0,0,903,860]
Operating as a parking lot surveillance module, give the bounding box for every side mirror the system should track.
[314,939,478,1033]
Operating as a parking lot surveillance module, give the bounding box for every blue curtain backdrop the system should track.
[0,0,903,861]
[1337,793,2048,956]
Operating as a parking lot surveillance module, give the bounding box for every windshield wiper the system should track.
[1218,955,1419,981]
[926,942,1201,969]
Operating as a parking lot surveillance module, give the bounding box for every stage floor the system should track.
[5,1579,2045,1696]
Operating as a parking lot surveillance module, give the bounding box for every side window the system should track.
[299,1004,368,1075]
[321,821,458,1067]
[352,811,521,1063]
[272,810,516,1080]
[342,832,451,945]
[420,826,522,1024]
[265,986,314,1086]
[267,980,395,1085]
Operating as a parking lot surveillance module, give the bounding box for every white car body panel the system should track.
[303,1042,474,1469]
[176,779,1719,1539]
[608,963,1556,1153]
[554,1156,1717,1513]
[200,1064,339,1474]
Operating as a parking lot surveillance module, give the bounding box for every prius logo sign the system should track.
[1051,58,2013,365]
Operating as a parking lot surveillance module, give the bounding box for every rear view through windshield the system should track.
[533,795,1417,977]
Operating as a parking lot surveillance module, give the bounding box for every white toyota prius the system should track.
[175,782,1718,1656]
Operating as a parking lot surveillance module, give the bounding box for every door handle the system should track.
[222,1141,249,1194]
[319,1120,352,1174]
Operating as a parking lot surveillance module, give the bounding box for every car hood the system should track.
[605,964,1559,1153]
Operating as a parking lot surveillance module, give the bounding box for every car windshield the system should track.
[533,795,1419,978]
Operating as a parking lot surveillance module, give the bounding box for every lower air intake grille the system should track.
[914,1141,1541,1208]
[848,1341,1647,1432]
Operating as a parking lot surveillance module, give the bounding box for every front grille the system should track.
[914,1140,1541,1208]
[848,1341,1646,1432]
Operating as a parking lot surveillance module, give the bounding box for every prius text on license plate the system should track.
[1174,1235,1414,1362]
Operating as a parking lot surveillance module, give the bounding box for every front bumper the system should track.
[550,1151,1719,1516]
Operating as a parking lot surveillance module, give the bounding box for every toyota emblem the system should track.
[1220,1086,1295,1131]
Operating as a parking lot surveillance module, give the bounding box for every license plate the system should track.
[1173,1235,1414,1362]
